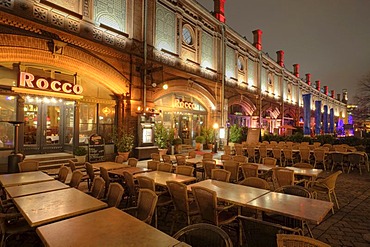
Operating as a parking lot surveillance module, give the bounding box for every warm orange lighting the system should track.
[162,83,168,90]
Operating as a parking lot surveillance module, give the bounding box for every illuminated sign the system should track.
[19,72,83,95]
[174,98,196,110]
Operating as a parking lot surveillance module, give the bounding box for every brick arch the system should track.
[0,35,128,94]
[228,95,257,116]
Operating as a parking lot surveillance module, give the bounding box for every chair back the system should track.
[293,162,313,169]
[157,163,173,173]
[191,186,218,225]
[259,146,268,161]
[18,161,39,172]
[151,153,161,162]
[147,160,159,171]
[272,148,282,159]
[167,181,191,215]
[282,149,293,159]
[223,146,232,155]
[127,158,138,167]
[106,183,124,207]
[68,160,77,171]
[115,155,125,164]
[85,162,95,182]
[239,177,270,190]
[100,167,111,190]
[223,160,239,182]
[241,163,259,178]
[334,145,347,152]
[234,145,243,156]
[136,176,156,191]
[211,169,231,182]
[233,155,247,163]
[313,149,326,162]
[122,171,137,198]
[331,152,344,163]
[136,189,158,224]
[162,155,172,163]
[175,165,194,176]
[277,234,330,247]
[275,185,311,198]
[173,223,233,247]
[175,154,186,166]
[188,151,196,158]
[69,170,84,188]
[246,147,256,162]
[89,177,105,199]
[57,166,69,183]
[322,143,333,150]
[263,157,277,166]
[203,160,216,179]
[203,153,213,160]
[313,142,321,148]
[299,148,311,163]
[320,170,342,190]
[272,167,294,189]
[221,154,233,161]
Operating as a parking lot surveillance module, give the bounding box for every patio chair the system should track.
[85,162,99,190]
[188,150,197,158]
[221,154,233,161]
[203,153,213,160]
[175,165,194,177]
[127,158,138,167]
[241,163,259,179]
[263,157,277,166]
[0,212,34,247]
[122,171,138,207]
[277,234,330,247]
[232,155,247,163]
[173,223,233,247]
[203,160,216,179]
[347,152,367,175]
[104,182,124,208]
[282,149,294,167]
[331,152,346,172]
[211,169,231,182]
[67,159,86,172]
[68,170,84,189]
[56,165,69,183]
[258,145,268,163]
[151,153,161,162]
[293,162,313,169]
[223,160,240,183]
[272,148,283,166]
[157,163,173,173]
[246,146,257,163]
[223,146,232,156]
[100,167,121,197]
[86,176,105,199]
[272,167,294,190]
[175,154,187,166]
[166,181,199,234]
[17,160,39,172]
[234,145,244,156]
[162,155,173,164]
[239,177,270,190]
[313,149,328,170]
[124,189,158,224]
[115,155,125,164]
[308,170,342,213]
[147,160,159,171]
[299,147,311,163]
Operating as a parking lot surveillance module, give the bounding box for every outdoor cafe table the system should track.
[285,167,323,179]
[134,171,196,186]
[0,171,54,187]
[246,192,333,225]
[36,207,182,247]
[5,180,69,198]
[92,161,129,171]
[13,188,107,227]
[108,167,151,176]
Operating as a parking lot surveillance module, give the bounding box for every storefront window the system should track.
[79,103,97,142]
[0,95,16,148]
[98,104,115,143]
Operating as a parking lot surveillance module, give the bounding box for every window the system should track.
[182,26,193,45]
[79,103,97,142]
[0,95,16,149]
[98,104,115,143]
[237,57,244,71]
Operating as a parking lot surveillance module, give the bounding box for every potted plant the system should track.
[116,129,135,161]
[173,137,182,154]
[229,124,243,144]
[195,135,205,151]
[74,146,87,163]
[154,123,169,157]
[201,127,215,150]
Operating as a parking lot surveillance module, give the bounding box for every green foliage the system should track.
[262,133,285,142]
[201,127,215,144]
[74,146,87,156]
[229,124,243,143]
[195,135,205,144]
[116,129,135,152]
[168,128,175,146]
[314,135,335,145]
[173,137,182,145]
[155,123,169,149]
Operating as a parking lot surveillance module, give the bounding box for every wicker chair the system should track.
[276,234,330,247]
[293,162,313,169]
[223,146,232,155]
[313,149,328,170]
[241,163,259,179]
[223,160,240,183]
[203,153,213,160]
[103,182,124,208]
[151,153,161,162]
[239,177,270,190]
[127,158,138,167]
[191,186,237,227]
[68,170,84,189]
[100,167,120,196]
[124,189,158,224]
[175,165,194,177]
[86,177,105,199]
[258,145,268,163]
[272,167,295,190]
[17,160,39,172]
[162,155,173,164]
[188,150,197,158]
[331,152,346,172]
[308,170,342,213]
[282,149,294,167]
[85,162,99,190]
[221,154,233,161]
[0,212,33,247]
[234,144,244,156]
[263,157,277,166]
[56,166,69,183]
[203,160,217,179]
[175,154,187,166]
[246,146,257,163]
[147,160,159,171]
[115,155,126,163]
[211,169,231,182]
[122,171,138,207]
[157,163,173,173]
[299,148,311,163]
[166,181,199,234]
[173,223,233,247]
[272,148,283,166]
[347,152,367,175]
[233,155,247,163]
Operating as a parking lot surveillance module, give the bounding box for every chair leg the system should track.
[327,192,335,214]
[154,208,158,228]
[332,190,340,210]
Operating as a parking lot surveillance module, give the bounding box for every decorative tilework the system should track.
[51,12,64,28]
[33,6,48,22]
[67,18,80,33]
[104,33,115,45]
[116,37,126,49]
[94,0,126,32]
[51,0,79,13]
[155,3,176,53]
[93,28,103,41]
[0,0,13,9]
[83,0,90,17]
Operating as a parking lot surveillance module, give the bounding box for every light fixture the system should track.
[162,83,168,90]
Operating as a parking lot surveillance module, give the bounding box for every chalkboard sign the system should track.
[88,134,105,162]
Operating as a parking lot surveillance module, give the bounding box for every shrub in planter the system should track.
[195,136,205,151]
[229,124,243,144]
[74,146,87,163]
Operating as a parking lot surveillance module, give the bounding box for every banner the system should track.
[315,101,322,135]
[323,105,328,134]
[330,108,334,133]
[302,94,311,136]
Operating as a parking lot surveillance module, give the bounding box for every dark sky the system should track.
[196,0,370,102]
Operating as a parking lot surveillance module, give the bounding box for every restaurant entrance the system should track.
[23,96,75,154]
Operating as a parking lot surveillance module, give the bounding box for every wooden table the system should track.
[92,161,129,171]
[14,188,107,227]
[246,192,333,224]
[134,171,196,186]
[187,179,270,206]
[5,180,69,198]
[285,167,323,178]
[36,207,181,247]
[0,171,54,187]
[109,167,151,176]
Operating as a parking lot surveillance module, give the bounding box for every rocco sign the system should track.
[174,98,196,110]
[18,72,83,95]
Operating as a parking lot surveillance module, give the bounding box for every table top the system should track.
[253,163,275,171]
[108,167,151,176]
[186,157,223,166]
[92,161,129,170]
[285,167,323,177]
[0,171,55,187]
[14,188,107,227]
[36,207,181,247]
[188,179,270,206]
[134,171,196,186]
[246,192,333,224]
[5,180,69,198]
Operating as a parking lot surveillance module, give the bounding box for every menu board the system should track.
[88,134,105,162]
[246,128,261,145]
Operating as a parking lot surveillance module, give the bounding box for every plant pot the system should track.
[207,144,214,150]
[75,155,86,163]
[158,148,168,158]
[117,151,130,162]
[195,142,202,151]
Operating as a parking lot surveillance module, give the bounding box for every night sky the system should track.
[196,0,370,102]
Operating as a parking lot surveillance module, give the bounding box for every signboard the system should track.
[88,134,105,162]
[246,128,261,145]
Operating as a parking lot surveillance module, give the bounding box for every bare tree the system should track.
[352,72,370,123]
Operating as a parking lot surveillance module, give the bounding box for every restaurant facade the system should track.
[0,0,347,166]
